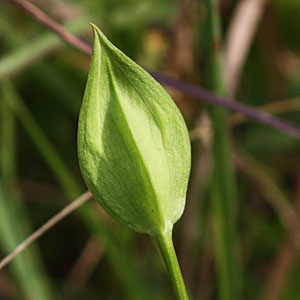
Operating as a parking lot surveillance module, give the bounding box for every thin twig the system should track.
[0,191,92,270]
[230,97,300,125]
[8,0,92,55]
[152,73,300,139]
[7,0,300,139]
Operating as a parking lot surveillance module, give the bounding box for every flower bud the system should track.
[78,24,191,236]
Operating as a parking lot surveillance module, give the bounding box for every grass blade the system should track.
[204,0,241,299]
[0,84,55,300]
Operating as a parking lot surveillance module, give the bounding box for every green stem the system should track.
[155,230,189,300]
[204,0,241,299]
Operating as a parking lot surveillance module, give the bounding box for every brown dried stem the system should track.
[8,0,92,55]
[224,0,268,96]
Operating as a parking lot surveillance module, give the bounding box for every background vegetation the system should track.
[1,0,300,299]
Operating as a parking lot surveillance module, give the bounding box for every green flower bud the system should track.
[77,24,191,237]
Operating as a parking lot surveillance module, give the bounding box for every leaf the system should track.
[77,24,191,236]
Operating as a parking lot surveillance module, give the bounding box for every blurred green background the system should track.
[1,0,300,299]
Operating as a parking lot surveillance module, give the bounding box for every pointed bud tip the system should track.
[90,23,97,30]
[89,23,109,46]
[90,23,99,36]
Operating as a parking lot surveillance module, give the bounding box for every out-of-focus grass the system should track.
[3,82,151,300]
[203,0,241,299]
[0,17,90,81]
[0,83,55,300]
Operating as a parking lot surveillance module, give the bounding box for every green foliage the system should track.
[204,0,241,299]
[0,84,54,300]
